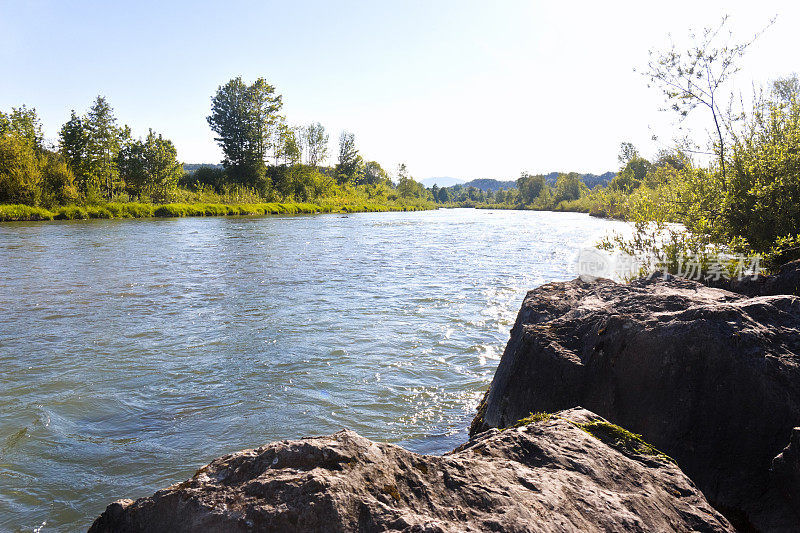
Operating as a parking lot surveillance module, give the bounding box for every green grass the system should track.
[152,202,323,217]
[54,206,88,220]
[0,204,54,221]
[1,200,435,222]
[105,202,155,218]
[507,412,674,463]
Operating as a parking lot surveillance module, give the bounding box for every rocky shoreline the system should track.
[90,263,800,532]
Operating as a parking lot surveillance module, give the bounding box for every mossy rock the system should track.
[578,421,675,464]
[507,412,552,429]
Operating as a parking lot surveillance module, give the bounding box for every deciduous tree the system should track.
[336,131,359,182]
[207,77,282,187]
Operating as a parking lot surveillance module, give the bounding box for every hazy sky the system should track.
[1,1,798,180]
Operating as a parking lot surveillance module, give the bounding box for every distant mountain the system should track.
[445,172,615,192]
[183,163,223,173]
[421,176,464,187]
[463,179,516,191]
[581,172,616,188]
[541,171,615,188]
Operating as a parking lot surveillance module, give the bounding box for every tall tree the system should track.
[517,173,547,204]
[0,131,41,205]
[141,129,182,202]
[363,160,389,185]
[617,141,639,165]
[272,120,300,165]
[248,78,283,165]
[118,129,182,202]
[208,77,252,183]
[84,96,123,199]
[207,76,282,186]
[553,172,587,203]
[302,122,328,166]
[0,105,43,150]
[645,16,770,181]
[336,131,359,183]
[59,110,91,194]
[396,163,424,199]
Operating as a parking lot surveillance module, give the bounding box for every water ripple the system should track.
[0,208,626,531]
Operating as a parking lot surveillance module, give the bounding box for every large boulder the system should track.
[89,408,731,532]
[772,427,800,515]
[717,259,800,297]
[471,275,800,531]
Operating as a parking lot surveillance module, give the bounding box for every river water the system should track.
[0,208,626,531]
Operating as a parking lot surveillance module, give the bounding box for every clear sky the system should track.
[1,1,798,180]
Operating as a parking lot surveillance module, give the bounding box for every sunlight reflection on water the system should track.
[0,208,627,531]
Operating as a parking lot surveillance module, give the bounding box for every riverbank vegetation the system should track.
[0,200,428,222]
[0,78,434,221]
[430,18,798,274]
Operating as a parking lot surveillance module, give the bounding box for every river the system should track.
[0,208,627,531]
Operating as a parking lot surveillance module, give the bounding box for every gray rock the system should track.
[89,408,732,532]
[471,275,800,531]
[772,427,800,516]
[714,259,800,296]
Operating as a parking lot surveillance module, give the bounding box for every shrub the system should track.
[0,133,41,205]
[153,204,188,217]
[0,204,53,221]
[54,205,89,220]
[86,206,113,218]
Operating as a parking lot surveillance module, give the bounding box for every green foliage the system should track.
[59,110,92,195]
[0,105,44,149]
[118,129,182,202]
[394,163,429,200]
[517,173,546,203]
[397,176,426,199]
[361,160,390,186]
[610,156,652,193]
[207,76,281,187]
[270,120,300,166]
[0,204,54,221]
[84,96,125,199]
[0,133,42,205]
[724,95,800,258]
[600,86,800,275]
[553,172,589,203]
[336,131,359,183]
[104,202,154,218]
[507,412,552,428]
[58,97,136,201]
[772,74,800,103]
[644,16,765,181]
[2,79,435,219]
[1,106,80,208]
[54,205,89,220]
[182,166,227,192]
[86,205,113,218]
[299,122,328,166]
[40,153,79,206]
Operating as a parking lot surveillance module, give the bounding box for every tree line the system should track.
[424,16,800,274]
[0,97,182,206]
[199,76,429,204]
[0,77,432,210]
[428,172,593,208]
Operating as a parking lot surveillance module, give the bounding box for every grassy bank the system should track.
[0,200,435,222]
[471,197,612,217]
